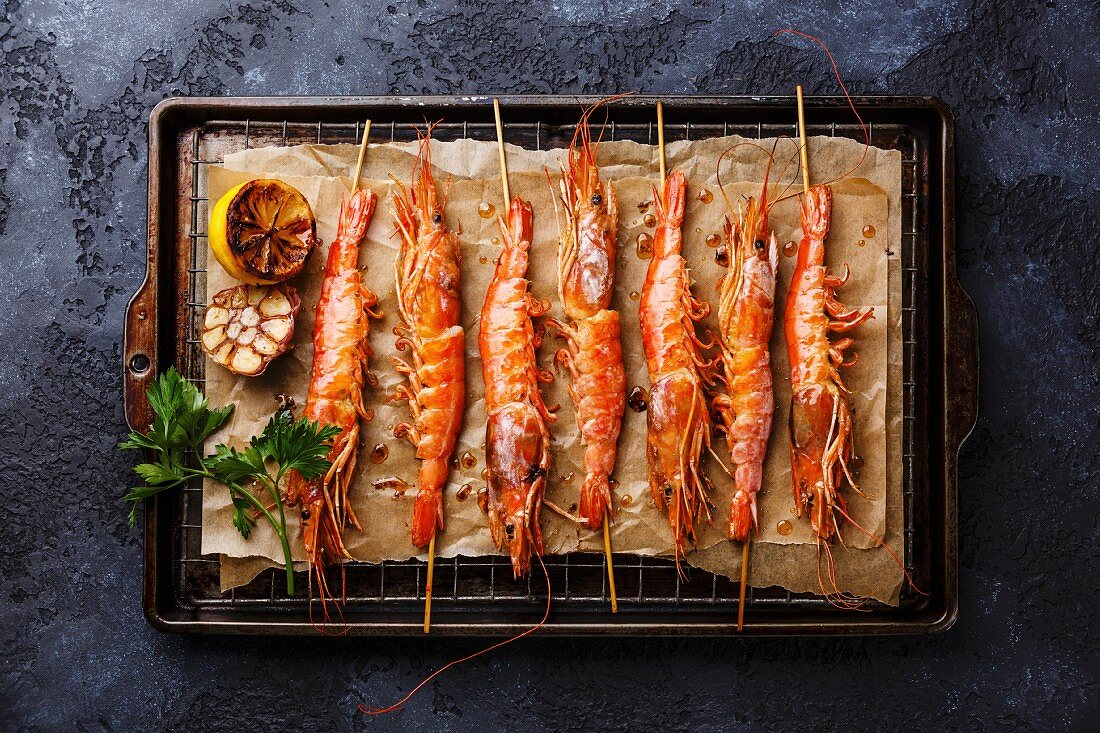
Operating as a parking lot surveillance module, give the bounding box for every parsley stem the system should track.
[231,481,296,596]
[269,475,293,594]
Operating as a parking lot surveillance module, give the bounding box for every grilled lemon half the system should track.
[209,179,318,284]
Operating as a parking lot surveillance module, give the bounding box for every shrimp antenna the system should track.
[714,140,778,216]
[767,137,805,205]
[362,554,553,716]
[774,29,870,195]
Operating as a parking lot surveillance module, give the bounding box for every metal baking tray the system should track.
[123,95,976,635]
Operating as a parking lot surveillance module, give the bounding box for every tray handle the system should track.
[944,274,978,450]
[123,255,158,432]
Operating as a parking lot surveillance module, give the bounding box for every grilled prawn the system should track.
[285,188,380,600]
[639,170,714,564]
[786,184,873,542]
[547,106,626,531]
[713,182,778,542]
[479,197,556,577]
[391,128,466,549]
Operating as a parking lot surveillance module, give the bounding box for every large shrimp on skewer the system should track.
[713,175,778,542]
[786,184,873,548]
[480,197,556,577]
[285,188,380,602]
[391,129,465,548]
[547,106,626,531]
[639,170,714,565]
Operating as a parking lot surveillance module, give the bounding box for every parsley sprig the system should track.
[120,368,340,594]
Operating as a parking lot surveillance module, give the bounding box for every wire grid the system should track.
[175,114,923,613]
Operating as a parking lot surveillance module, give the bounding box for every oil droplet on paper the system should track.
[705,233,721,248]
[460,451,477,469]
[637,199,651,213]
[629,290,640,301]
[480,467,490,480]
[477,487,490,514]
[643,213,657,228]
[478,202,496,219]
[697,188,714,204]
[456,483,472,501]
[782,240,797,258]
[479,256,488,265]
[636,232,653,259]
[620,494,634,508]
[776,519,793,536]
[369,443,389,464]
[862,224,876,238]
[857,239,866,247]
[491,237,499,245]
[627,386,649,412]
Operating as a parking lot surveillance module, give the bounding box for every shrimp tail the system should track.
[728,485,757,542]
[578,471,612,531]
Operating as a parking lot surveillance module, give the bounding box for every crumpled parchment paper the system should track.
[201,132,904,603]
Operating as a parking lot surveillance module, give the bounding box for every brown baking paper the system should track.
[202,133,904,603]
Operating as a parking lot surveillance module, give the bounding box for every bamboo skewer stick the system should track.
[353,120,371,191]
[737,540,750,632]
[796,85,811,194]
[603,513,618,613]
[656,101,667,187]
[423,535,435,633]
[493,98,511,204]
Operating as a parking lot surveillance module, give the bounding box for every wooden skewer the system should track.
[737,540,750,632]
[493,98,511,204]
[796,85,811,194]
[423,534,435,633]
[603,512,618,613]
[656,101,667,187]
[353,119,371,192]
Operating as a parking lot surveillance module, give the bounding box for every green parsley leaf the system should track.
[204,442,268,485]
[120,368,234,524]
[132,462,183,486]
[230,494,257,539]
[123,485,172,527]
[118,431,159,452]
[258,410,342,481]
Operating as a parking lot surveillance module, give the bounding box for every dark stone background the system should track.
[2,0,1097,730]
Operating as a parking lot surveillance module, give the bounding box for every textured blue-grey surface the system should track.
[1,0,1098,730]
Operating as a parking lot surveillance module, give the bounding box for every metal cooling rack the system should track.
[170,113,924,618]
